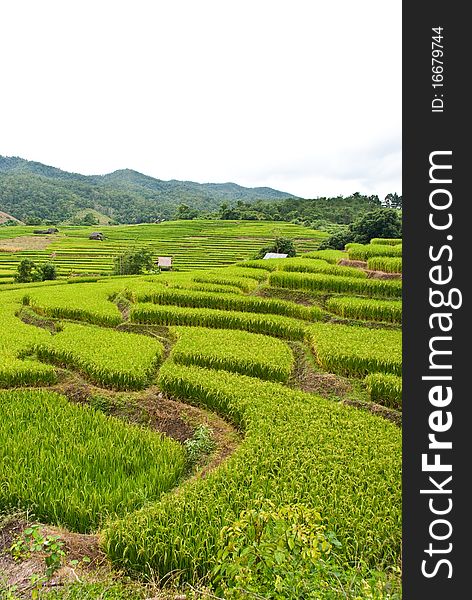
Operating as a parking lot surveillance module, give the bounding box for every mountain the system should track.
[0,156,296,224]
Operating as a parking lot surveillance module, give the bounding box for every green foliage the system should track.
[254,236,297,258]
[114,248,155,275]
[213,500,335,599]
[0,156,294,223]
[308,322,402,377]
[365,373,402,410]
[170,326,294,382]
[41,581,146,600]
[319,209,402,249]
[72,211,99,226]
[318,229,355,251]
[10,524,66,579]
[269,270,402,298]
[326,296,402,324]
[0,389,186,532]
[14,260,57,283]
[33,323,164,389]
[14,259,43,283]
[349,209,402,244]
[185,424,217,465]
[40,262,58,280]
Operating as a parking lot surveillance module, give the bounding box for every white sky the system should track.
[0,0,401,199]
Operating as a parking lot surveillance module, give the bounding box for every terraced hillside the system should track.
[0,239,402,599]
[0,220,327,281]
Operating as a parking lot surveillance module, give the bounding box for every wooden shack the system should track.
[263,252,288,259]
[156,256,172,270]
[33,227,58,235]
[89,232,104,241]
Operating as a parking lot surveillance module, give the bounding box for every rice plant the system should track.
[191,273,260,293]
[0,389,187,532]
[326,296,402,323]
[278,258,366,278]
[370,238,402,246]
[103,363,401,580]
[27,282,122,327]
[33,323,164,389]
[269,271,402,298]
[365,373,402,410]
[170,326,294,382]
[308,322,402,377]
[300,249,346,263]
[136,287,322,321]
[131,303,308,339]
[367,256,402,273]
[347,243,402,261]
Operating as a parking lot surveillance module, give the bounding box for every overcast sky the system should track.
[1,0,401,199]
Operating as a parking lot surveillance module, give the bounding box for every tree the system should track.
[177,204,199,220]
[14,260,57,283]
[40,262,57,280]
[349,208,402,243]
[318,209,402,249]
[254,236,297,259]
[113,249,155,275]
[15,259,43,283]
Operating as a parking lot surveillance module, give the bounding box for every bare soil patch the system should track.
[338,259,367,268]
[365,270,402,280]
[0,517,103,597]
[0,236,56,252]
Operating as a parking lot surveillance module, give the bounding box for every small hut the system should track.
[89,232,104,241]
[156,256,172,271]
[263,252,288,259]
[33,227,58,235]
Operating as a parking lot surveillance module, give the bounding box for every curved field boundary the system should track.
[103,362,401,580]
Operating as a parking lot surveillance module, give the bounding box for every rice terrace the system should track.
[0,220,402,599]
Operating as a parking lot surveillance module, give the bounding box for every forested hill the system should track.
[0,156,296,224]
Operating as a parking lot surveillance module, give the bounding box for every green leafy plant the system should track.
[213,499,338,599]
[184,424,216,465]
[10,524,66,591]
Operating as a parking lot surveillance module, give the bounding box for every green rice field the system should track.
[0,232,402,598]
